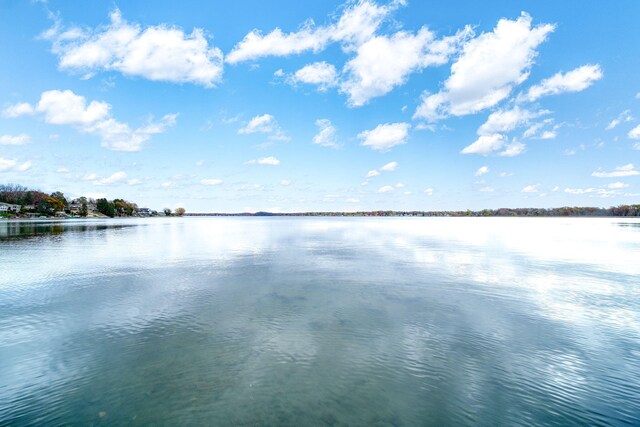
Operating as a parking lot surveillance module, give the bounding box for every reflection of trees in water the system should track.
[0,222,132,240]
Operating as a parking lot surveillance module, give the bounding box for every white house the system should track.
[0,202,21,213]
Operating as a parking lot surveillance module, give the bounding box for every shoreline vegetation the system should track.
[1,183,639,219]
[0,183,184,219]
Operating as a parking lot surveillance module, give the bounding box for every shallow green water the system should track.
[1,217,639,425]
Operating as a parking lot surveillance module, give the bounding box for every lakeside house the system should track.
[138,208,158,216]
[0,202,21,213]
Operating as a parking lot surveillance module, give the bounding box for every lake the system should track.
[1,217,639,425]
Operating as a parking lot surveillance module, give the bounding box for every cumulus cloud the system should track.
[358,122,410,151]
[239,114,289,141]
[477,107,548,136]
[290,62,338,91]
[280,179,291,186]
[608,182,628,189]
[377,185,395,193]
[521,64,602,102]
[340,26,471,106]
[43,9,224,87]
[229,0,470,106]
[461,134,525,157]
[200,178,223,185]
[380,161,398,172]
[606,110,633,130]
[94,171,127,185]
[521,184,539,193]
[7,89,176,151]
[366,170,380,178]
[628,124,640,140]
[0,157,31,172]
[423,188,434,195]
[592,164,640,178]
[499,140,526,157]
[2,102,34,118]
[475,165,489,176]
[245,156,280,166]
[312,119,339,148]
[0,134,31,145]
[226,0,396,63]
[414,13,554,121]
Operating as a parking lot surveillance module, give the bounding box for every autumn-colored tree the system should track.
[175,207,186,216]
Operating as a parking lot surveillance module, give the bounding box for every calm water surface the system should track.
[1,217,639,425]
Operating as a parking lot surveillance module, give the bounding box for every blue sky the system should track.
[1,0,639,212]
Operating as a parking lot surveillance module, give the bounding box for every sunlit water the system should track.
[1,217,639,425]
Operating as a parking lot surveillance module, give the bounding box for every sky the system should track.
[1,0,639,213]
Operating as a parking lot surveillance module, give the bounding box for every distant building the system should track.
[138,208,157,216]
[0,202,21,213]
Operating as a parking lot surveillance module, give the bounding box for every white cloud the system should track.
[226,0,396,63]
[82,173,98,181]
[394,182,405,188]
[423,187,434,195]
[366,170,380,178]
[521,64,602,102]
[608,182,628,189]
[415,13,554,121]
[606,110,633,130]
[341,26,471,106]
[195,160,204,167]
[2,102,34,118]
[226,24,330,64]
[461,134,505,156]
[462,135,525,157]
[127,179,141,186]
[9,89,176,151]
[592,164,640,178]
[358,122,410,151]
[380,161,398,172]
[478,186,495,192]
[541,130,558,139]
[239,114,275,134]
[628,124,640,140]
[312,119,339,148]
[377,185,394,193]
[0,134,31,145]
[475,165,489,176]
[44,9,223,87]
[200,178,223,186]
[246,156,280,166]
[499,172,513,177]
[290,62,338,91]
[94,171,127,185]
[161,182,174,188]
[563,187,619,197]
[499,140,526,157]
[477,107,548,136]
[564,187,595,195]
[37,89,110,125]
[56,167,70,173]
[521,184,539,193]
[0,157,31,172]
[239,113,289,141]
[280,179,291,186]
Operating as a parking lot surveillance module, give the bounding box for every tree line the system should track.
[0,183,185,218]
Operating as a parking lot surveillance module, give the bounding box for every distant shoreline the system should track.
[183,206,640,217]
